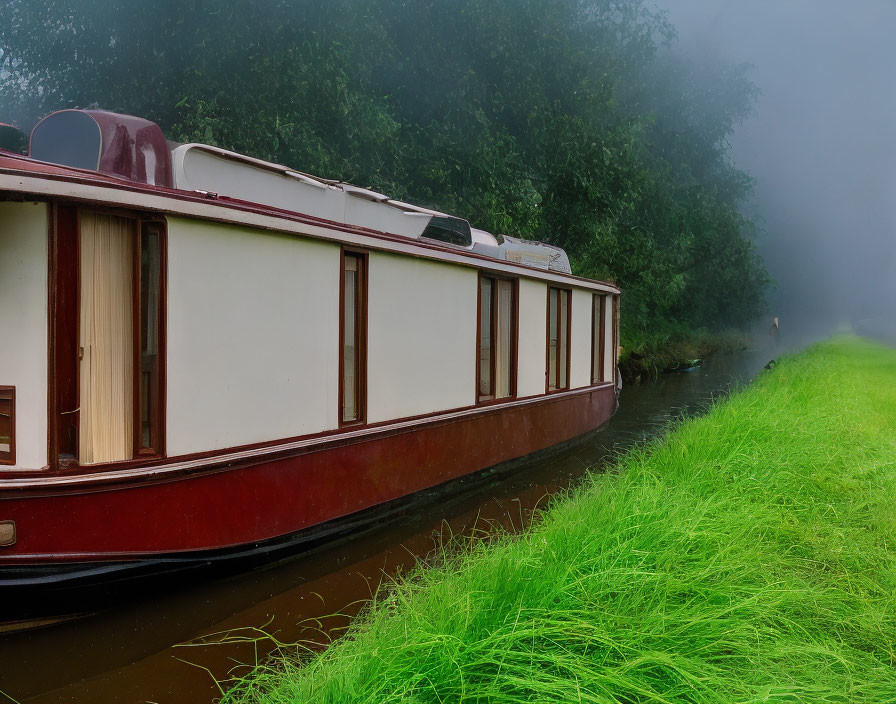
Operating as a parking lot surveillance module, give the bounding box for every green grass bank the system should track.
[227,337,896,703]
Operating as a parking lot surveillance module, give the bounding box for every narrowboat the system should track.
[0,110,619,594]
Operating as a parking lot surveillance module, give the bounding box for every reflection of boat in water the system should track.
[0,109,619,594]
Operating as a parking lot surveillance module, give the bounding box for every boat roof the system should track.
[0,148,619,294]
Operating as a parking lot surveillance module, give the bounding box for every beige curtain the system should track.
[495,279,513,398]
[79,211,134,464]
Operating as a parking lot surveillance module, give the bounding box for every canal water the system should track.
[0,340,783,703]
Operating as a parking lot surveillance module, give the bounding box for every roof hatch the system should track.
[29,109,172,187]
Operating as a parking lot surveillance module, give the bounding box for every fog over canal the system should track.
[653,0,896,336]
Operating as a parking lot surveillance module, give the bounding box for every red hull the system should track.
[0,385,614,564]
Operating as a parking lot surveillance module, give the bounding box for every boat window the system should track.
[496,279,514,398]
[479,278,493,399]
[559,291,568,388]
[341,251,367,425]
[478,275,516,402]
[0,387,13,465]
[611,294,619,378]
[138,222,164,454]
[30,110,102,170]
[548,289,558,389]
[592,294,606,383]
[547,288,570,391]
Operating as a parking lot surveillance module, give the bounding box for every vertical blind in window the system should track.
[79,211,135,464]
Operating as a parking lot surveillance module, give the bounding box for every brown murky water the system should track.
[0,343,780,704]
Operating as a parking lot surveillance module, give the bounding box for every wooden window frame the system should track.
[339,248,368,427]
[48,203,80,467]
[545,286,572,393]
[591,293,607,384]
[612,293,619,381]
[0,387,15,466]
[47,205,167,471]
[476,273,518,405]
[133,218,168,459]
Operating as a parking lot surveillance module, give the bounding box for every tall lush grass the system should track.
[226,337,896,703]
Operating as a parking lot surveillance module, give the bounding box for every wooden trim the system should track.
[131,217,142,456]
[601,294,607,382]
[359,252,368,425]
[565,290,572,390]
[544,286,551,392]
[47,202,81,467]
[545,286,572,393]
[475,275,484,402]
[133,216,167,458]
[0,386,15,466]
[477,273,517,404]
[590,294,596,384]
[0,381,616,489]
[0,166,621,295]
[512,278,520,399]
[490,276,497,397]
[48,206,168,471]
[338,248,368,427]
[591,293,607,384]
[476,275,495,401]
[158,221,169,455]
[612,294,619,382]
[46,201,57,468]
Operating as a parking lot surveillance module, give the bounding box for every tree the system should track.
[0,0,768,337]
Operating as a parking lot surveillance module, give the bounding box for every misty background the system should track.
[653,0,896,334]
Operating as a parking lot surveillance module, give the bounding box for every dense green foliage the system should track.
[1,0,768,336]
[221,336,896,702]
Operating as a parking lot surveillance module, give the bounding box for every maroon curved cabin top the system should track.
[29,109,172,188]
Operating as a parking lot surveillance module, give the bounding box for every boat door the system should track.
[49,205,166,468]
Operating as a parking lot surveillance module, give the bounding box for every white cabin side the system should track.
[163,223,615,456]
[0,202,618,471]
[570,289,594,389]
[165,217,340,456]
[603,294,616,383]
[0,202,48,469]
[366,253,477,423]
[516,279,549,397]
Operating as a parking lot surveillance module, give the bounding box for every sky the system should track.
[652,0,896,332]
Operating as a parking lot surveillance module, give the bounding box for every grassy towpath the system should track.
[226,337,896,703]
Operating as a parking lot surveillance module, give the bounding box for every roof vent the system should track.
[29,109,172,187]
[420,216,473,247]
